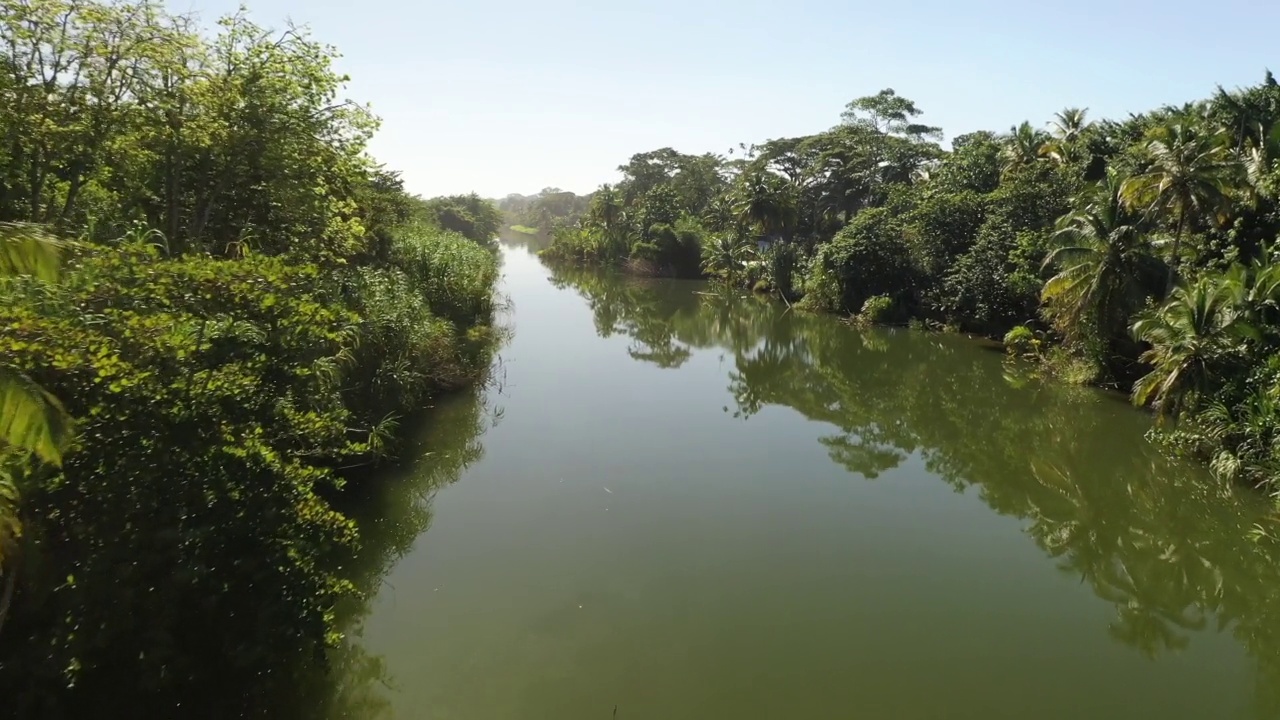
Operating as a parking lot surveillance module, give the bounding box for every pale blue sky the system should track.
[175,0,1280,199]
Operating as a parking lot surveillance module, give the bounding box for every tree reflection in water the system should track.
[546,259,1280,717]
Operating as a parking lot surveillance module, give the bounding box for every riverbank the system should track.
[318,245,1280,718]
[0,1,505,713]
[0,221,501,716]
[538,76,1280,499]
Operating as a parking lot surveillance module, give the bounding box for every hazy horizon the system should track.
[173,0,1280,200]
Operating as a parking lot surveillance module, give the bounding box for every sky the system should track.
[173,0,1280,199]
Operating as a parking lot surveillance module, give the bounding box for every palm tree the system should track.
[1001,121,1050,174]
[732,172,797,241]
[702,194,737,233]
[1241,123,1280,201]
[587,185,626,256]
[1,222,73,633]
[1120,123,1241,292]
[700,232,756,285]
[1050,107,1091,143]
[1209,75,1278,152]
[1041,169,1159,348]
[1130,275,1253,421]
[1042,108,1091,165]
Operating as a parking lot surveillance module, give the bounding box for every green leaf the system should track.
[0,222,65,282]
[0,366,74,466]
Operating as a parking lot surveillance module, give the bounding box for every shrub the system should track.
[799,252,844,312]
[390,223,497,327]
[0,245,365,712]
[1003,325,1039,356]
[938,221,1045,336]
[630,240,661,262]
[859,294,897,324]
[799,210,914,314]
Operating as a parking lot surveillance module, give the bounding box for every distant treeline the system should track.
[541,76,1280,505]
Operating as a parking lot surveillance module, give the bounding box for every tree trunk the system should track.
[56,167,85,226]
[0,553,17,639]
[1166,212,1185,295]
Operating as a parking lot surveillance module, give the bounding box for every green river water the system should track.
[320,240,1280,719]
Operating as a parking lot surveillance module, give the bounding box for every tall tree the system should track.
[1001,122,1050,175]
[1120,123,1240,291]
[841,88,942,140]
[1041,169,1159,349]
[732,172,797,240]
[1130,275,1254,420]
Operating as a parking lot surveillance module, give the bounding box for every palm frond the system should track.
[0,366,74,466]
[0,223,65,282]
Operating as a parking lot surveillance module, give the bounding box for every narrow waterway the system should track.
[325,241,1280,719]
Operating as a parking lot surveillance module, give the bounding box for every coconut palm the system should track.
[1209,74,1279,152]
[1050,107,1091,143]
[1000,121,1050,174]
[1120,124,1241,292]
[1042,108,1091,165]
[732,172,797,240]
[1240,122,1280,201]
[1041,169,1159,348]
[700,232,756,284]
[702,194,738,233]
[1130,275,1254,420]
[587,185,626,256]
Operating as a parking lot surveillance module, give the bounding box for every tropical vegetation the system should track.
[542,74,1280,500]
[0,0,500,715]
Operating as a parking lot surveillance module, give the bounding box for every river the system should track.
[320,241,1280,719]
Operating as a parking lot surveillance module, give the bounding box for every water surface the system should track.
[328,243,1280,719]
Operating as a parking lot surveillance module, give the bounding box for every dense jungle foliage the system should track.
[0,0,500,715]
[543,79,1280,501]
[497,188,590,236]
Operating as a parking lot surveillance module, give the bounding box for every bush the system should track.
[938,221,1045,336]
[390,223,497,327]
[670,216,706,277]
[0,245,364,712]
[800,252,844,312]
[903,190,989,285]
[630,240,661,262]
[344,268,468,423]
[419,194,503,244]
[859,294,897,324]
[799,210,914,314]
[540,225,597,262]
[1003,325,1040,356]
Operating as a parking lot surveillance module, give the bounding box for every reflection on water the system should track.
[277,388,499,719]
[301,249,1280,719]
[546,260,1280,715]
